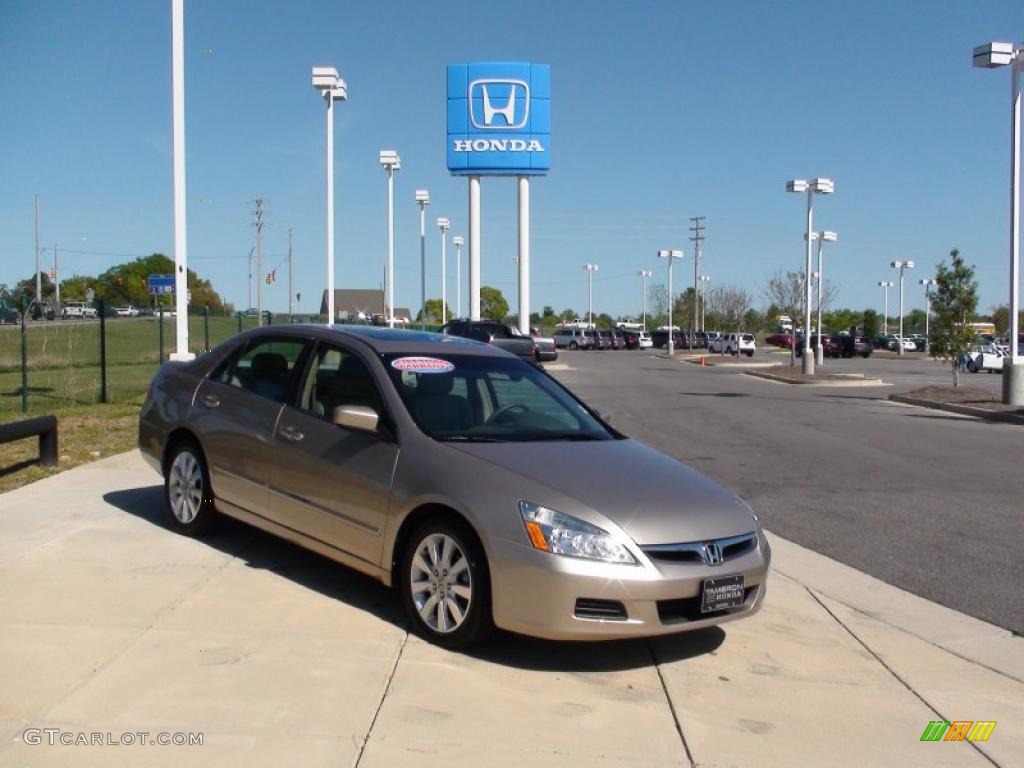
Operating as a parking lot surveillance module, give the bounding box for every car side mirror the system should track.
[333,405,379,433]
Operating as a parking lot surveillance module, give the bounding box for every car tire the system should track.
[967,360,978,373]
[164,439,217,536]
[746,351,754,357]
[569,342,578,350]
[400,519,492,649]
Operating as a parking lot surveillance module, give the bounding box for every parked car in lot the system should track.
[651,329,686,349]
[139,325,770,647]
[441,319,537,363]
[636,331,653,349]
[593,330,612,350]
[878,334,916,352]
[528,327,558,363]
[610,330,626,350]
[765,332,793,348]
[709,333,756,357]
[553,327,592,350]
[61,301,97,319]
[911,334,927,352]
[965,344,1005,373]
[0,300,20,325]
[796,334,836,357]
[619,329,640,349]
[828,334,873,358]
[115,305,141,317]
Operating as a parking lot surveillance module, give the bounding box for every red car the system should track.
[765,332,793,348]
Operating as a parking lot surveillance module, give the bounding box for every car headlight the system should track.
[518,501,637,565]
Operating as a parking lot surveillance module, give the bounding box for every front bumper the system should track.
[488,530,770,641]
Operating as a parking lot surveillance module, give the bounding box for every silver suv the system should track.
[553,328,594,350]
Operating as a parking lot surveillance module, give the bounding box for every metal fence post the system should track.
[204,305,210,352]
[20,297,28,413]
[99,299,108,403]
[237,313,242,334]
[266,312,273,326]
[158,306,165,361]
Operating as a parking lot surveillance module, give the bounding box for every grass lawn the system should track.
[0,401,142,493]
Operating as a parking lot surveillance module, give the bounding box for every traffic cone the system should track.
[700,356,706,366]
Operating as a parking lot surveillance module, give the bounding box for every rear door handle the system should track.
[201,395,220,408]
[279,425,304,443]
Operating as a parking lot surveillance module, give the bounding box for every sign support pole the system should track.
[170,0,193,361]
[517,176,530,334]
[469,176,481,320]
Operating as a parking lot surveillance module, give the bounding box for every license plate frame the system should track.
[701,574,745,613]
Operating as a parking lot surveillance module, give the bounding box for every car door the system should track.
[191,336,309,518]
[267,341,398,567]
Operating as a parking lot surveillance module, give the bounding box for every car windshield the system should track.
[384,353,616,442]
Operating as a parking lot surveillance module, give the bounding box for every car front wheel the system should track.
[401,520,491,649]
[165,440,217,536]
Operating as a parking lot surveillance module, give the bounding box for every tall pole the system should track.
[689,216,704,336]
[517,176,531,334]
[247,245,254,311]
[882,283,890,336]
[34,194,41,303]
[898,266,905,357]
[667,258,674,356]
[53,244,59,306]
[803,189,815,374]
[1006,53,1022,403]
[469,176,481,320]
[921,280,933,355]
[455,239,463,318]
[815,237,824,365]
[438,219,449,322]
[386,167,395,328]
[638,270,650,330]
[326,94,335,326]
[170,0,192,360]
[418,198,427,327]
[588,269,593,326]
[254,198,264,327]
[288,228,294,319]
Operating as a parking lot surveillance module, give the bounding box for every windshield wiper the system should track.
[436,435,504,443]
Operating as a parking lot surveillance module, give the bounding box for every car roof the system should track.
[231,323,511,358]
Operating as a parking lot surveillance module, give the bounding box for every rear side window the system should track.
[212,338,307,403]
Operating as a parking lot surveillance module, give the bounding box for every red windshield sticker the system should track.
[390,356,456,374]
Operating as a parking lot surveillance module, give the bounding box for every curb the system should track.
[888,394,1024,424]
[745,370,888,387]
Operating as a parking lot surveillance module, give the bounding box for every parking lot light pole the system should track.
[878,281,894,335]
[891,260,915,356]
[437,218,450,322]
[452,236,464,318]
[920,278,936,355]
[699,274,711,332]
[584,263,599,328]
[973,41,1023,404]
[638,269,652,330]
[379,150,401,328]
[312,66,347,326]
[787,178,834,374]
[806,230,837,365]
[657,249,684,355]
[415,190,429,328]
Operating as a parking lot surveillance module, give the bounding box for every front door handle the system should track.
[201,394,220,408]
[279,425,304,443]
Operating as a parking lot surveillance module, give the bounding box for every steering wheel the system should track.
[487,403,531,424]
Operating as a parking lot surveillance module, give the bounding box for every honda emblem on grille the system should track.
[701,542,723,565]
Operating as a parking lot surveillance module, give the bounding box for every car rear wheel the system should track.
[165,440,217,536]
[569,341,578,350]
[401,520,491,649]
[967,360,979,373]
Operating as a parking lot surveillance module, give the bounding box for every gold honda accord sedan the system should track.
[139,325,769,648]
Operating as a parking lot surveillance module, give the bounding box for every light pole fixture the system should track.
[786,177,835,374]
[169,0,193,360]
[699,274,711,332]
[878,281,894,336]
[891,260,915,356]
[805,230,838,365]
[920,277,936,355]
[452,236,465,319]
[415,189,429,328]
[638,269,652,330]
[312,66,348,327]
[583,263,599,328]
[657,249,684,355]
[379,150,401,328]
[437,217,450,322]
[973,40,1023,404]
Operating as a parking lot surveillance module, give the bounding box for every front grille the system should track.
[641,532,757,565]
[657,587,757,624]
[574,598,628,621]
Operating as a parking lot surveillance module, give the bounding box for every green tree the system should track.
[862,309,881,339]
[929,249,979,387]
[96,254,224,311]
[416,298,451,323]
[596,313,614,329]
[14,272,55,304]
[990,305,1024,335]
[480,285,508,321]
[59,274,100,302]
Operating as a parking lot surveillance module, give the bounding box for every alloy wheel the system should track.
[169,450,203,524]
[409,532,473,634]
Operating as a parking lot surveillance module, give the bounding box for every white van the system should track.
[709,332,756,357]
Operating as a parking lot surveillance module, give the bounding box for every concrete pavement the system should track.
[0,452,1020,767]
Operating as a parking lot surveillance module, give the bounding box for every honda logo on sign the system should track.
[469,79,529,129]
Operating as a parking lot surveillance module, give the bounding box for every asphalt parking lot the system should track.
[548,348,1024,635]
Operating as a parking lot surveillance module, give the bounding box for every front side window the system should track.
[212,338,307,403]
[385,354,615,443]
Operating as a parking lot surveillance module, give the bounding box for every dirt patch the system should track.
[901,386,1023,414]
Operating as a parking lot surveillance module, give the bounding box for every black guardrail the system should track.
[0,415,58,467]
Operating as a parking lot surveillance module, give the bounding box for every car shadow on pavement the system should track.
[104,485,728,672]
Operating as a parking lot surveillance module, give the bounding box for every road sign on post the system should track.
[148,274,175,296]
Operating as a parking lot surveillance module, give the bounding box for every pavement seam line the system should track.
[352,629,409,768]
[774,567,1024,686]
[646,639,696,768]
[804,587,1001,768]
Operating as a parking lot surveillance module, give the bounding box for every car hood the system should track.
[448,439,755,545]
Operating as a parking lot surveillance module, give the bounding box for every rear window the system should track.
[742,334,755,342]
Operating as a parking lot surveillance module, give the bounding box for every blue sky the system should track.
[1,0,1022,318]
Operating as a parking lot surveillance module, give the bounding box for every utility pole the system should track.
[689,216,705,340]
[247,245,255,311]
[288,228,294,320]
[34,194,41,303]
[53,244,59,305]
[252,199,265,326]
